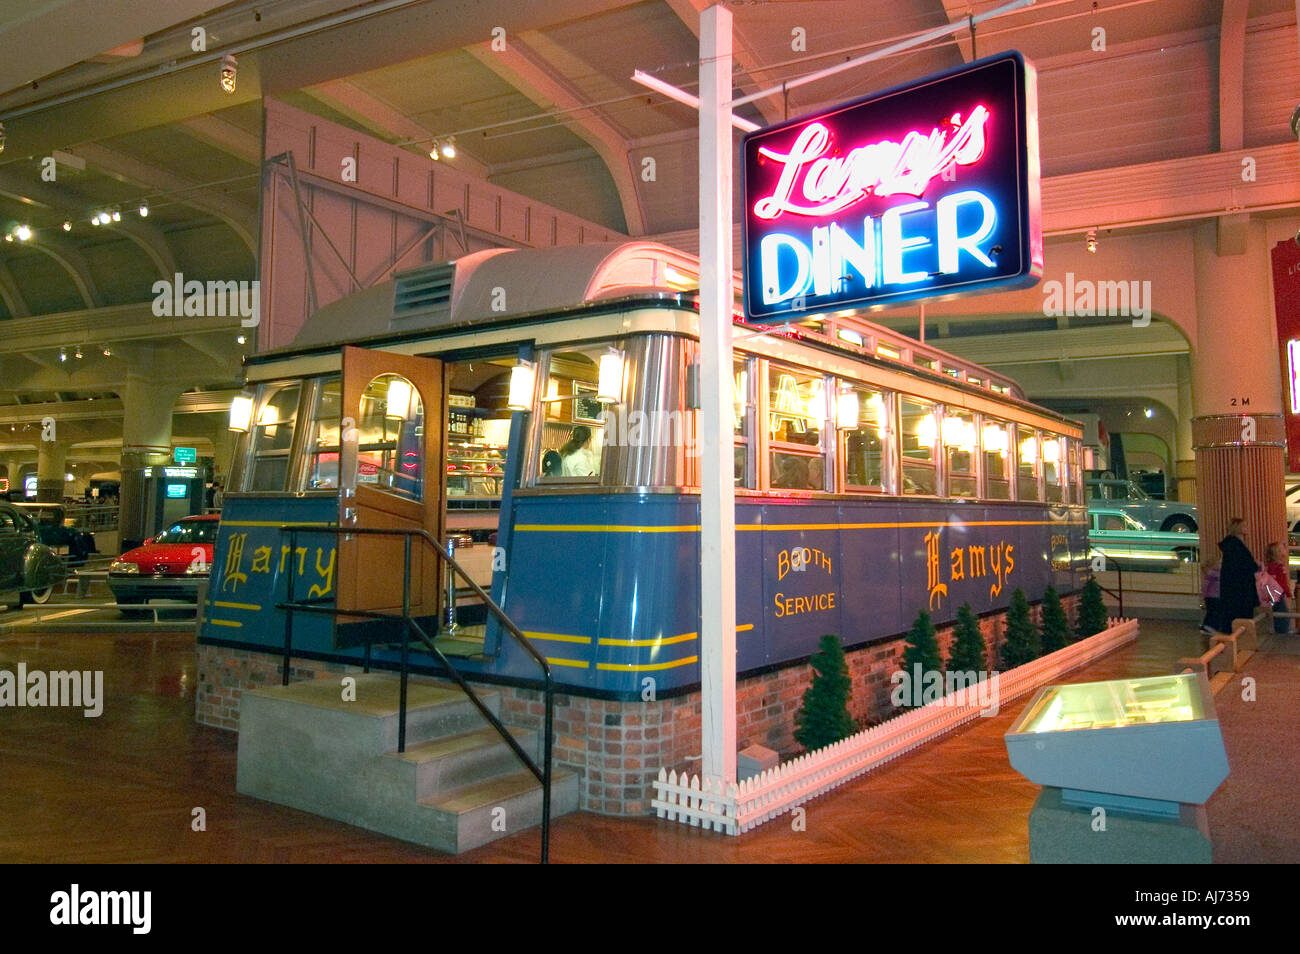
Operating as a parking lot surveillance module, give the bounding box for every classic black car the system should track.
[15,503,98,565]
[0,501,67,605]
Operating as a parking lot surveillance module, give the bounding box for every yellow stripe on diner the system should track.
[522,631,592,645]
[221,520,336,528]
[545,657,590,669]
[600,622,754,647]
[597,656,700,672]
[209,619,243,628]
[516,520,1075,533]
[514,524,699,533]
[213,601,261,611]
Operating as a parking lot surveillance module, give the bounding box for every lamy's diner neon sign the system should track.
[742,52,1042,323]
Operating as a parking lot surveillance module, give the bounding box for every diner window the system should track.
[1043,433,1065,503]
[768,365,828,491]
[1017,425,1041,501]
[943,410,977,498]
[305,375,342,489]
[735,357,754,488]
[900,397,937,495]
[249,382,302,491]
[537,346,609,482]
[877,343,900,360]
[841,386,889,491]
[445,358,517,502]
[1069,440,1084,504]
[982,418,1011,500]
[913,354,937,370]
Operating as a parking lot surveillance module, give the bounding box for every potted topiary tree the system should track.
[1076,577,1109,640]
[1000,588,1041,670]
[794,634,856,751]
[1040,585,1070,654]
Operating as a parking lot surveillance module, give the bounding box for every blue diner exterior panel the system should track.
[200,492,1086,700]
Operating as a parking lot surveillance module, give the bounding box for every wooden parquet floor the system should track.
[0,622,1287,863]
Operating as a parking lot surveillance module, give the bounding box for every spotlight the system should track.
[14,224,31,241]
[1144,407,1154,418]
[101,346,112,357]
[440,136,456,159]
[236,334,247,345]
[1085,228,1098,253]
[429,142,440,161]
[62,220,71,232]
[138,200,148,217]
[74,346,83,360]
[220,54,237,94]
[110,207,121,222]
[59,349,66,362]
[3,233,10,242]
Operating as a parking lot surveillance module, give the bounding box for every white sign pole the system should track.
[698,4,737,787]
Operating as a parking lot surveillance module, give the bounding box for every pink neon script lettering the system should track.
[753,106,990,220]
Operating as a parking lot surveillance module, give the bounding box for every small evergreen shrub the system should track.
[895,609,944,708]
[1076,577,1109,640]
[1000,588,1041,670]
[794,634,856,751]
[947,602,987,678]
[1040,586,1070,654]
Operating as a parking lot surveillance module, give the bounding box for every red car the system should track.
[108,514,220,616]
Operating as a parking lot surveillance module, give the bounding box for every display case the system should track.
[1005,672,1229,810]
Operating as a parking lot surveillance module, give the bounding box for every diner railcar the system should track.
[201,242,1088,699]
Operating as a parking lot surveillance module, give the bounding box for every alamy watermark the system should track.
[50,885,150,934]
[597,407,699,455]
[152,271,259,327]
[1042,271,1151,327]
[890,664,1000,716]
[0,663,103,717]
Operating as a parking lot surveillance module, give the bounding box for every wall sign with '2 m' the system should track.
[741,52,1043,323]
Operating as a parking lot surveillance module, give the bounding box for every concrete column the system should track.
[1191,219,1286,561]
[36,439,68,502]
[120,371,184,548]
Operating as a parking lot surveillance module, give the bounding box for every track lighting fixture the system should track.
[1085,228,1097,253]
[220,54,237,94]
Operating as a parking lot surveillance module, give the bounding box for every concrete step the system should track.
[384,725,540,801]
[237,672,577,854]
[420,768,581,854]
[239,673,501,757]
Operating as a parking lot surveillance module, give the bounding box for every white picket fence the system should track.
[652,617,1140,834]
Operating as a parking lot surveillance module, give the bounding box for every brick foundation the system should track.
[197,593,1077,816]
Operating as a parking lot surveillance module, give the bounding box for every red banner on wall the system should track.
[1271,239,1300,472]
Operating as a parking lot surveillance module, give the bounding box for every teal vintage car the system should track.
[1088,508,1199,573]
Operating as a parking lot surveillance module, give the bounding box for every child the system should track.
[1201,555,1222,635]
[1265,542,1293,635]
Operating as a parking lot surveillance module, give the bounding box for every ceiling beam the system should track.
[662,0,783,125]
[302,79,492,179]
[67,142,258,257]
[27,237,101,309]
[0,262,30,318]
[105,218,179,279]
[467,36,648,236]
[1219,0,1247,152]
[176,114,263,165]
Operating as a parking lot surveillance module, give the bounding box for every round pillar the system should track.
[36,440,67,502]
[1191,219,1286,562]
[120,374,184,548]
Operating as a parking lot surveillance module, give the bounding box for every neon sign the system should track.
[742,52,1042,323]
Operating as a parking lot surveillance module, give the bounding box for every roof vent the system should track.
[393,263,455,315]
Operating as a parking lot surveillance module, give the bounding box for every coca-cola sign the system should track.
[742,52,1042,323]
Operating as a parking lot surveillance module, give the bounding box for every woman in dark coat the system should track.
[1212,517,1259,633]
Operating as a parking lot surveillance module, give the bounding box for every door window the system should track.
[355,373,424,502]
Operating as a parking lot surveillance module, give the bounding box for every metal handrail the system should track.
[272,522,554,865]
[1089,547,1125,617]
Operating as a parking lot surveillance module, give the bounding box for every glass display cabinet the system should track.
[1005,672,1229,815]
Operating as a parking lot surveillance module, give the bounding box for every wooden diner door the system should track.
[337,346,445,623]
